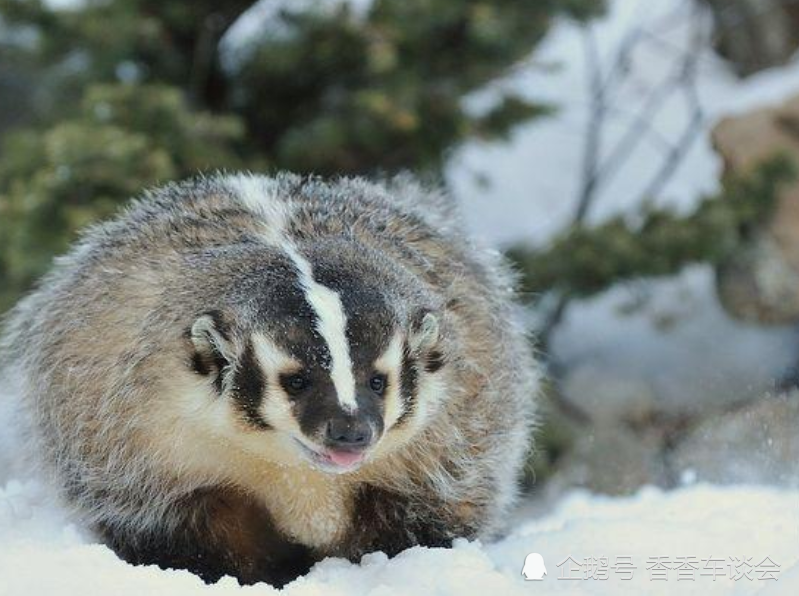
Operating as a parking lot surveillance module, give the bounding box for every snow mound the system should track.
[1,480,797,595]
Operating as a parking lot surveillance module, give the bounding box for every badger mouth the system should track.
[293,438,367,472]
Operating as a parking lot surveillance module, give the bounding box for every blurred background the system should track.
[2,0,799,509]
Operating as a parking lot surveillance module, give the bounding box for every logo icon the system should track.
[522,553,548,581]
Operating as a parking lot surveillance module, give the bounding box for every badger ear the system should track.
[189,311,236,391]
[409,311,440,355]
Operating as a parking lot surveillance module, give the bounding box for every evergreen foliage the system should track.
[508,155,796,301]
[0,0,603,311]
[0,84,247,309]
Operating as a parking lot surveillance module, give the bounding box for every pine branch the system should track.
[508,155,796,301]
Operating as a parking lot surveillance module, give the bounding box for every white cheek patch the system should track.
[284,245,358,413]
[374,332,405,428]
[251,332,297,372]
[251,333,303,433]
[260,387,300,437]
[374,370,448,460]
[409,371,446,431]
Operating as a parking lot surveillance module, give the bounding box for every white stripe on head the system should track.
[284,245,358,413]
[227,174,287,243]
[227,174,357,413]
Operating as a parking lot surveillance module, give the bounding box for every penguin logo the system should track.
[522,553,547,581]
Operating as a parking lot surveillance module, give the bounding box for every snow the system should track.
[1,478,797,595]
[220,0,374,70]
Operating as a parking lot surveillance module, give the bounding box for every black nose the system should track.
[325,417,373,449]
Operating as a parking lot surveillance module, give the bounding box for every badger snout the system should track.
[324,415,373,450]
[295,408,383,472]
[319,412,379,469]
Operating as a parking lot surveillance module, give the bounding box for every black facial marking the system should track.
[293,373,339,438]
[186,311,231,394]
[231,340,271,430]
[206,310,232,342]
[425,350,445,374]
[249,258,332,370]
[291,372,386,443]
[310,253,396,369]
[190,350,228,394]
[394,342,418,427]
[355,388,386,438]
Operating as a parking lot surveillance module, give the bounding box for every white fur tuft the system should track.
[226,174,286,243]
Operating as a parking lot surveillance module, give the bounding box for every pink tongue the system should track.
[327,450,364,467]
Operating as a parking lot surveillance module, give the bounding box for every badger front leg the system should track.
[334,483,481,562]
[98,487,317,587]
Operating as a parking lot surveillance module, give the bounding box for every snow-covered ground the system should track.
[1,479,797,595]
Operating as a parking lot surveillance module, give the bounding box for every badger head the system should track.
[183,240,448,474]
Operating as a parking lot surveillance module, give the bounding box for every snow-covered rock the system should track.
[669,393,799,487]
[713,92,799,324]
[554,266,799,416]
[542,424,667,496]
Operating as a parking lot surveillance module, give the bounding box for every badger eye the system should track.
[282,373,310,396]
[369,374,387,395]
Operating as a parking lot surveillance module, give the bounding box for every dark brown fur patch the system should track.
[99,487,315,587]
[334,483,470,562]
[425,350,445,373]
[394,342,418,427]
[231,340,271,430]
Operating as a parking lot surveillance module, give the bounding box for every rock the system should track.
[713,93,799,323]
[553,265,799,416]
[542,424,667,497]
[668,393,799,487]
[560,364,657,425]
[703,0,799,77]
[716,232,799,323]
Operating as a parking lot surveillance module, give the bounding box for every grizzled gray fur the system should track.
[0,173,537,586]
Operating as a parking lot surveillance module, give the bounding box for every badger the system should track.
[0,174,537,586]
